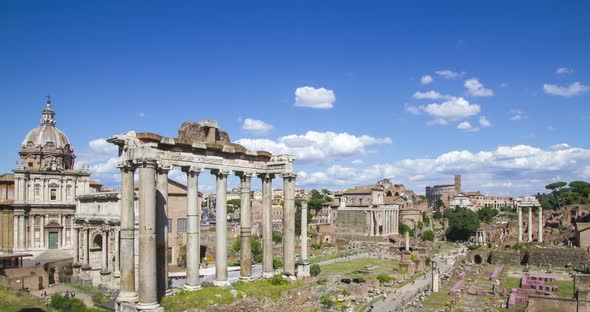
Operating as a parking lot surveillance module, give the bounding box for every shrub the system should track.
[467,245,481,250]
[50,294,94,312]
[320,295,334,308]
[422,230,435,242]
[425,257,432,267]
[317,278,327,285]
[269,274,288,286]
[310,264,321,277]
[272,257,283,269]
[376,273,394,284]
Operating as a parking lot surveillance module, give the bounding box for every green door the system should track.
[48,232,58,249]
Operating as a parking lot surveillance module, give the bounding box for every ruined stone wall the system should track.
[527,248,589,267]
[490,249,522,265]
[335,210,367,237]
[527,295,577,312]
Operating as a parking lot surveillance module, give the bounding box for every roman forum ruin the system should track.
[107,120,297,312]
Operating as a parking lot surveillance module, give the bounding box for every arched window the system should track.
[93,234,103,250]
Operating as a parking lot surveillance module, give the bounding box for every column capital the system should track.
[182,166,202,175]
[281,173,297,180]
[134,157,159,169]
[211,169,230,177]
[257,173,275,181]
[235,171,254,180]
[157,163,173,175]
[116,160,136,172]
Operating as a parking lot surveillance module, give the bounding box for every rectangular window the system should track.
[168,218,172,233]
[177,218,187,233]
[50,189,57,201]
[167,247,173,264]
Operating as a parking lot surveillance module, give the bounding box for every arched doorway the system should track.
[474,254,482,264]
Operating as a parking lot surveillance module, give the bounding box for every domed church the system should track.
[11,98,95,253]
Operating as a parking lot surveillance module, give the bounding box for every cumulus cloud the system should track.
[236,131,392,163]
[435,70,463,79]
[510,109,526,121]
[422,97,480,122]
[404,104,422,115]
[294,86,336,109]
[75,138,120,186]
[543,82,588,97]
[241,118,273,135]
[457,121,480,132]
[413,90,453,100]
[556,67,572,75]
[479,116,492,128]
[464,78,494,97]
[297,144,590,196]
[420,75,433,85]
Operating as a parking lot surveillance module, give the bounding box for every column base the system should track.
[213,280,231,287]
[100,270,112,275]
[262,272,275,279]
[116,292,139,312]
[136,302,163,312]
[113,271,121,278]
[183,284,202,291]
[238,275,255,282]
[81,264,92,271]
[72,262,82,268]
[297,260,311,279]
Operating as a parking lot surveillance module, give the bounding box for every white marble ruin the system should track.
[515,196,542,243]
[108,120,297,312]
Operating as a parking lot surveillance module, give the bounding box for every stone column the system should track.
[40,215,44,248]
[72,226,79,264]
[260,174,274,278]
[432,261,440,292]
[405,231,410,251]
[61,215,66,247]
[82,225,90,269]
[282,173,296,276]
[366,211,371,236]
[183,166,202,291]
[238,172,253,281]
[136,158,161,311]
[101,225,110,273]
[527,207,533,243]
[113,228,120,277]
[297,201,311,279]
[18,215,25,249]
[30,215,34,248]
[538,207,543,243]
[517,206,523,243]
[368,211,373,236]
[212,170,229,287]
[116,162,138,307]
[156,165,173,296]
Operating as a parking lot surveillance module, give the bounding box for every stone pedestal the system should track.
[297,259,311,279]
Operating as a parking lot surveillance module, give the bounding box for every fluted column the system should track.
[282,173,296,276]
[116,162,138,306]
[101,225,109,273]
[183,166,202,291]
[212,169,229,287]
[72,226,79,265]
[136,158,160,311]
[517,206,523,243]
[156,165,172,296]
[238,172,253,281]
[260,174,274,277]
[538,207,543,243]
[82,225,90,268]
[527,207,533,243]
[113,228,120,276]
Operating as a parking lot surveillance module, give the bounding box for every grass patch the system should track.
[234,278,304,301]
[546,280,574,298]
[0,286,48,312]
[310,252,345,264]
[319,258,399,277]
[503,277,521,290]
[64,282,110,306]
[161,287,240,312]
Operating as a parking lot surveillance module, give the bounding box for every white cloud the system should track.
[543,82,588,97]
[420,75,433,85]
[236,131,392,163]
[352,159,364,165]
[556,67,572,75]
[464,78,494,97]
[510,109,526,121]
[404,104,422,115]
[241,118,273,135]
[294,86,336,109]
[479,116,492,127]
[75,139,120,186]
[422,97,480,122]
[457,121,480,132]
[511,115,523,121]
[297,144,590,196]
[435,70,462,79]
[413,90,453,100]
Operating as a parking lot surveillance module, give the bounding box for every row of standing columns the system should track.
[517,206,543,243]
[115,159,297,312]
[367,209,399,236]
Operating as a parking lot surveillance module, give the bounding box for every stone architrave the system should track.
[136,158,162,312]
[238,172,254,281]
[184,166,202,291]
[116,162,138,308]
[282,173,296,276]
[212,169,230,287]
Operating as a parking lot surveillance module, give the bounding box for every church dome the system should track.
[21,98,71,149]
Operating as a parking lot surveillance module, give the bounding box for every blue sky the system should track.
[1,1,589,195]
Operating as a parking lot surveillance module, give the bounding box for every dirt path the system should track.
[33,283,95,308]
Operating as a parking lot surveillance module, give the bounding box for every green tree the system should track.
[445,208,480,241]
[231,236,263,263]
[477,206,499,223]
[546,181,567,209]
[399,223,414,237]
[422,229,435,242]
